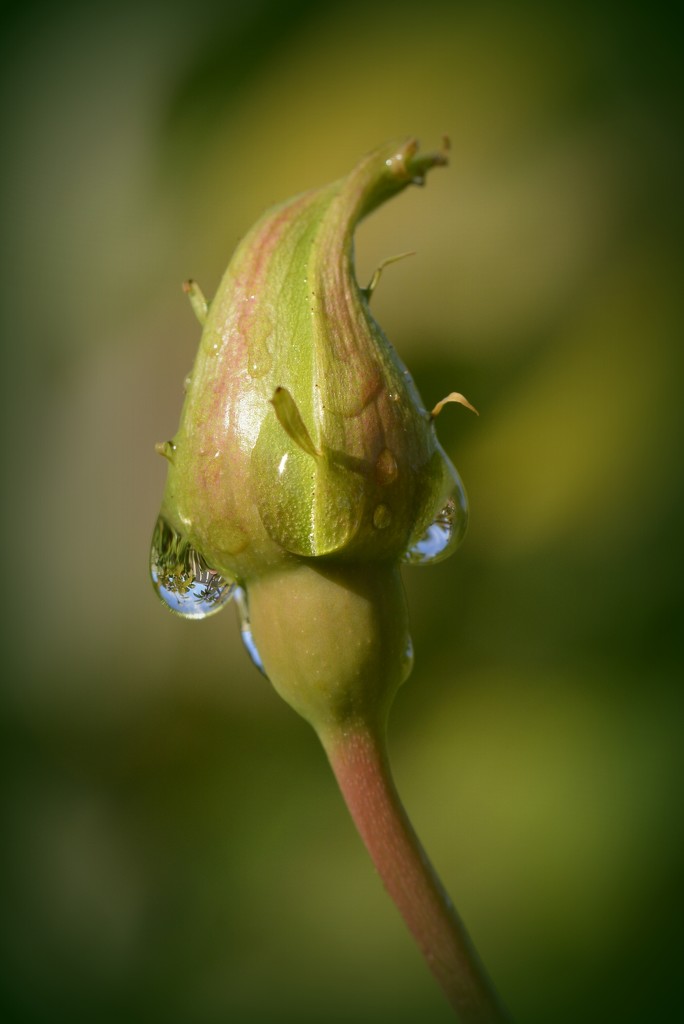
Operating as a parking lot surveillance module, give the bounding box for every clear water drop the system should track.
[375,447,398,485]
[401,634,415,683]
[402,489,468,567]
[245,312,273,379]
[234,587,267,676]
[150,516,235,619]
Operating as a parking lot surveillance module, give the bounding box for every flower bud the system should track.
[149,143,497,1011]
[151,139,474,729]
[153,138,467,599]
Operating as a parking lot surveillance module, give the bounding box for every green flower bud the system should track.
[151,138,472,726]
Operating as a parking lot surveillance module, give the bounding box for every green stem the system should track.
[319,722,511,1023]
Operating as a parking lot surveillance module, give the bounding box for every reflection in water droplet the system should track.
[150,516,235,618]
[373,503,392,529]
[375,448,398,485]
[401,634,414,683]
[402,492,467,566]
[235,588,267,676]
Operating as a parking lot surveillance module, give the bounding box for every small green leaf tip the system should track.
[155,137,467,583]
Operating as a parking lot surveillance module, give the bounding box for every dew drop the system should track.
[401,634,415,684]
[149,516,235,619]
[248,349,272,378]
[373,503,392,529]
[246,315,273,378]
[375,448,398,486]
[234,587,267,676]
[402,490,468,566]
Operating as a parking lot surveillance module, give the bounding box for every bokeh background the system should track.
[1,0,682,1021]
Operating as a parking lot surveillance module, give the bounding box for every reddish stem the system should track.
[320,723,511,1023]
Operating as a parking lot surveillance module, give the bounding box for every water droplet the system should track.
[150,516,235,618]
[248,348,272,377]
[385,151,405,173]
[373,503,392,529]
[402,490,468,566]
[401,634,415,683]
[375,448,398,485]
[234,588,267,676]
[246,313,273,378]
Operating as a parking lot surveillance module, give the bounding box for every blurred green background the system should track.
[1,0,682,1021]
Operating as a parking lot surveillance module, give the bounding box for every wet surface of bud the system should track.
[153,138,468,589]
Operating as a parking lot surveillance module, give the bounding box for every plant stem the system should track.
[319,722,511,1023]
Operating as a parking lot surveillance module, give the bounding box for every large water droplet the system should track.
[402,488,468,567]
[234,588,267,676]
[150,516,235,618]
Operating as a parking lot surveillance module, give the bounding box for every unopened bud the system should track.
[151,138,472,728]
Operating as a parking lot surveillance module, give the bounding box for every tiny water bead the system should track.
[150,516,235,618]
[375,447,398,485]
[401,493,468,566]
